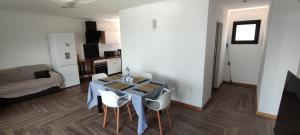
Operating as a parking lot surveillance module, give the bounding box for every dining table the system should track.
[87,75,167,135]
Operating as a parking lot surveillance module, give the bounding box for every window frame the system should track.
[231,20,261,44]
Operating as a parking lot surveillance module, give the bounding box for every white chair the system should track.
[144,88,173,135]
[92,73,108,115]
[98,90,133,133]
[132,72,153,80]
[92,73,108,81]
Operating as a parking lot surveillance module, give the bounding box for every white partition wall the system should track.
[120,0,212,108]
[258,0,300,116]
[0,10,84,69]
[298,60,300,78]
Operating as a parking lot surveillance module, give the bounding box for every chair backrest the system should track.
[92,73,108,81]
[136,72,153,80]
[98,90,120,108]
[157,88,173,110]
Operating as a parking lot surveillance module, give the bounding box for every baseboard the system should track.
[202,97,212,110]
[172,100,202,112]
[223,81,257,88]
[255,89,258,112]
[256,111,277,120]
[220,81,274,120]
[217,81,225,89]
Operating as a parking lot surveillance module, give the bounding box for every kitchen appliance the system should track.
[85,21,102,44]
[86,21,97,31]
[84,44,99,59]
[117,49,122,56]
[48,33,80,88]
[104,50,121,58]
[95,62,108,74]
[86,31,101,44]
[104,51,116,57]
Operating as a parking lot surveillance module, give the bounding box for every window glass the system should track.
[235,24,256,41]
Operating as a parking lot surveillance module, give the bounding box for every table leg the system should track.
[97,96,103,113]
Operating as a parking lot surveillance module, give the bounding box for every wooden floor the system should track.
[0,82,275,135]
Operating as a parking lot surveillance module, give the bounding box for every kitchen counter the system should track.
[78,56,121,63]
[93,57,121,64]
[78,56,122,78]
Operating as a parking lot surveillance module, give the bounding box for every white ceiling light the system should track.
[53,0,97,8]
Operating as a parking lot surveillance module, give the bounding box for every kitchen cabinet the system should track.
[107,58,122,75]
[93,57,122,75]
[101,31,120,44]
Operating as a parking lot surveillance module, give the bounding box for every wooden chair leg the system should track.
[166,107,172,127]
[127,103,133,121]
[103,105,108,128]
[157,111,163,135]
[116,108,120,133]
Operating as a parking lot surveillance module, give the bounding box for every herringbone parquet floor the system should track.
[0,82,275,135]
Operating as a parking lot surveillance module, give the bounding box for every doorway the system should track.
[212,22,223,90]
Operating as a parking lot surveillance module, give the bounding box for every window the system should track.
[231,20,261,44]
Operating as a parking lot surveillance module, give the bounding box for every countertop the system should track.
[78,56,121,63]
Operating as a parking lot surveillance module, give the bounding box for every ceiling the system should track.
[0,0,272,21]
[0,0,162,21]
[219,0,271,9]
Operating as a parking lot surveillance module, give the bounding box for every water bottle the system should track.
[125,67,130,77]
[123,67,131,83]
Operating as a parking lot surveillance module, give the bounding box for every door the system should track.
[212,22,223,90]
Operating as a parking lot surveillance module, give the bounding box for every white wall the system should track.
[0,10,85,69]
[258,0,300,115]
[203,0,225,104]
[96,20,121,57]
[298,60,300,78]
[120,0,210,107]
[216,8,230,88]
[223,7,269,85]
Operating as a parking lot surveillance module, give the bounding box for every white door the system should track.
[52,33,77,66]
[59,65,80,88]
